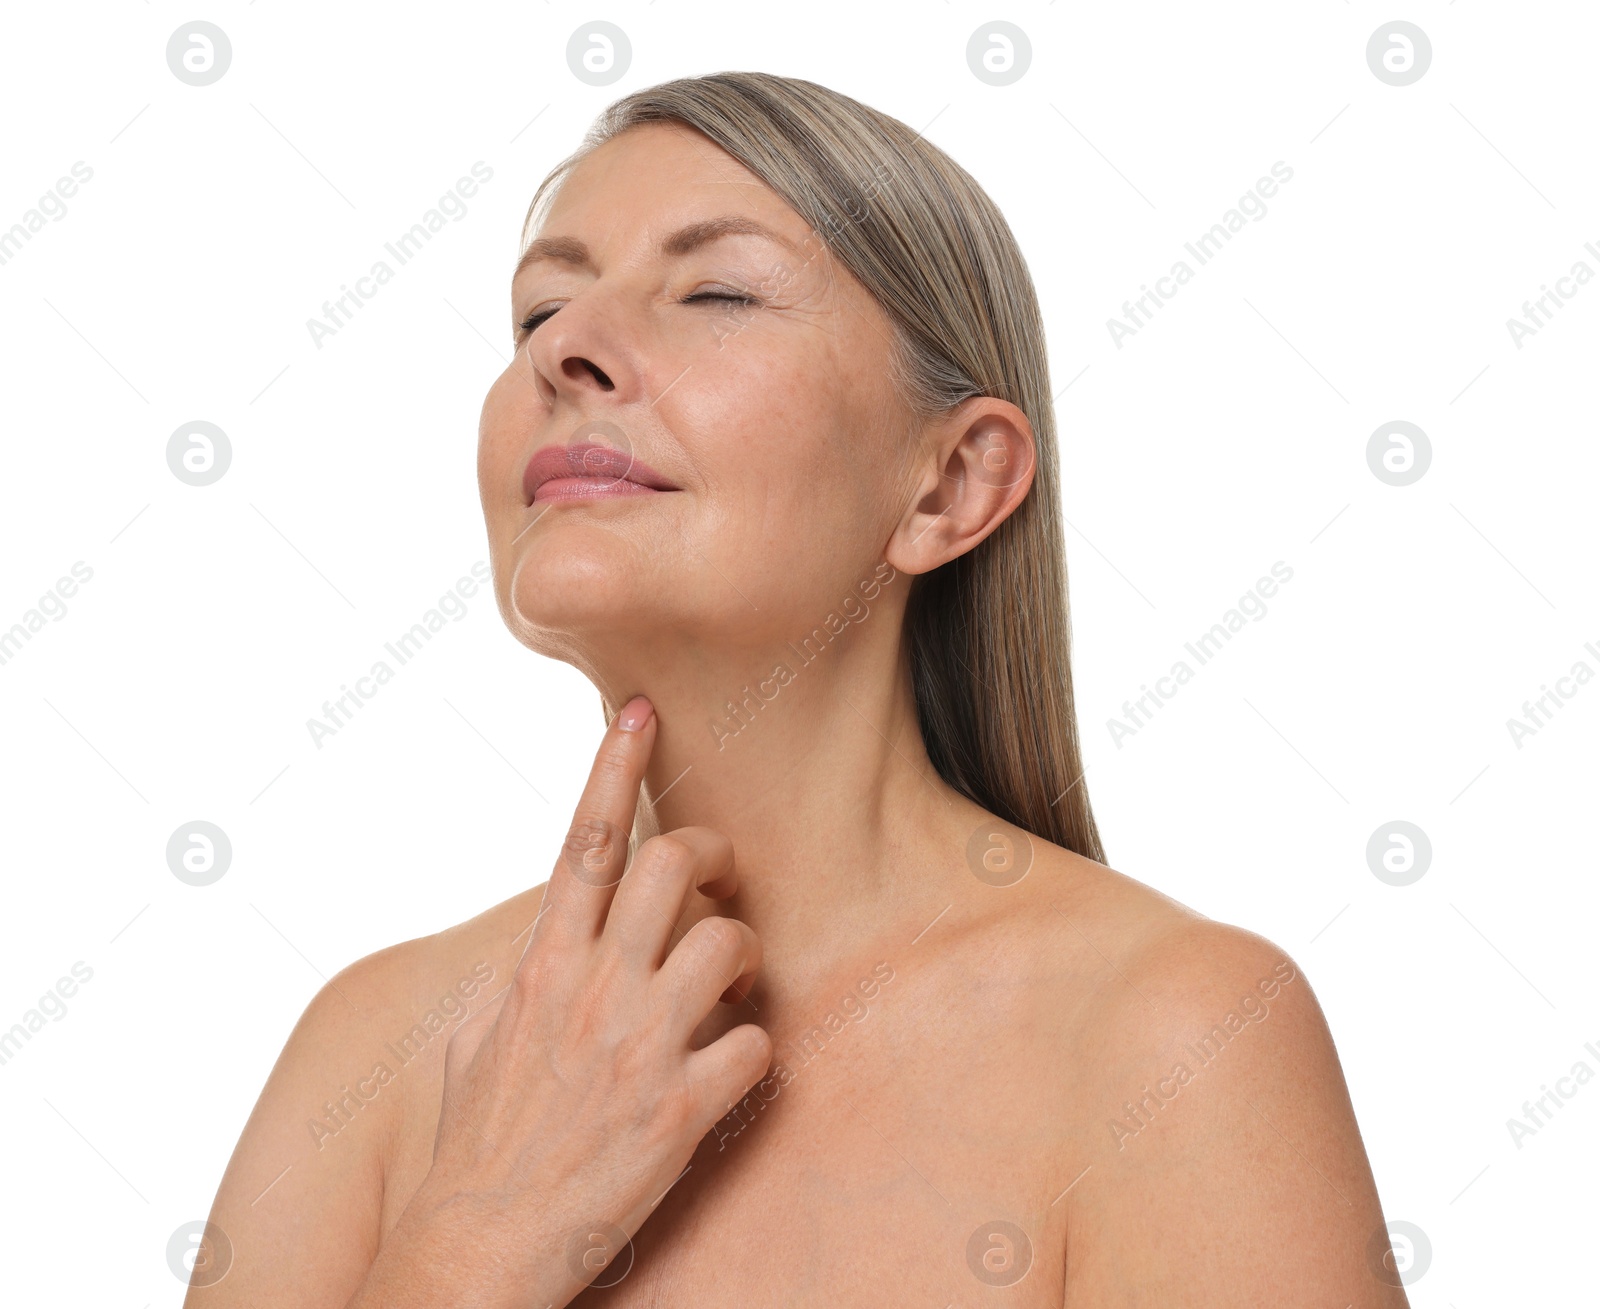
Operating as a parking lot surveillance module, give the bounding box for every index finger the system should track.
[541,693,656,942]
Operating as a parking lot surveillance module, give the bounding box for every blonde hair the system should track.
[521,71,1105,863]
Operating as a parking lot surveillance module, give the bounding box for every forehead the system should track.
[527,122,822,267]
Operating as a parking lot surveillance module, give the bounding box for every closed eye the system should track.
[517,289,758,339]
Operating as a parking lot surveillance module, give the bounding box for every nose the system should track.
[557,355,614,392]
[523,293,634,411]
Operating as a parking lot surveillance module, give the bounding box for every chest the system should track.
[384,966,1073,1306]
[581,1041,1068,1306]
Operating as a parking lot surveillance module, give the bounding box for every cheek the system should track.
[679,332,852,475]
[690,341,892,556]
[477,367,531,494]
[678,389,839,546]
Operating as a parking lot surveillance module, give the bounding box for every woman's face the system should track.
[477,122,919,667]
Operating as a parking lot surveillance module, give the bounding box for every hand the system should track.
[360,694,771,1308]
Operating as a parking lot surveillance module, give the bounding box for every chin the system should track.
[503,526,659,643]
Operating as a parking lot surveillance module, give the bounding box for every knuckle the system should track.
[740,1024,776,1071]
[611,1029,652,1081]
[692,914,743,958]
[639,833,693,876]
[595,739,635,784]
[563,816,621,879]
[656,1079,699,1134]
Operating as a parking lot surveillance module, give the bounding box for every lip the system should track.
[522,441,680,506]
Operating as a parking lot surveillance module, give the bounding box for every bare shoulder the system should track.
[186,883,547,1308]
[1006,843,1326,1057]
[1049,849,1319,1052]
[357,880,549,1014]
[1017,846,1404,1307]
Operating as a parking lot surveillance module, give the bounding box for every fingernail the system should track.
[618,695,653,732]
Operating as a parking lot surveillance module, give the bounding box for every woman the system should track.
[191,72,1404,1306]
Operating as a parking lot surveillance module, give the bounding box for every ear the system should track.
[885,396,1036,576]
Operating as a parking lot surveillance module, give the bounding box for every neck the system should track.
[578,591,975,989]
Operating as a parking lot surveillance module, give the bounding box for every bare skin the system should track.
[188,121,1408,1307]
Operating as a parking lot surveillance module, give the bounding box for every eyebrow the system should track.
[513,215,799,281]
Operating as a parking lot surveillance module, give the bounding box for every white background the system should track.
[1,2,1594,1304]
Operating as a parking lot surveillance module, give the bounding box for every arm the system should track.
[1060,922,1409,1308]
[183,952,399,1308]
[189,697,770,1308]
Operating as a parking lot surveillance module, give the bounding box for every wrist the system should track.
[357,1177,576,1309]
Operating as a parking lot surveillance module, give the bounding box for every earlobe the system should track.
[886,399,1036,577]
